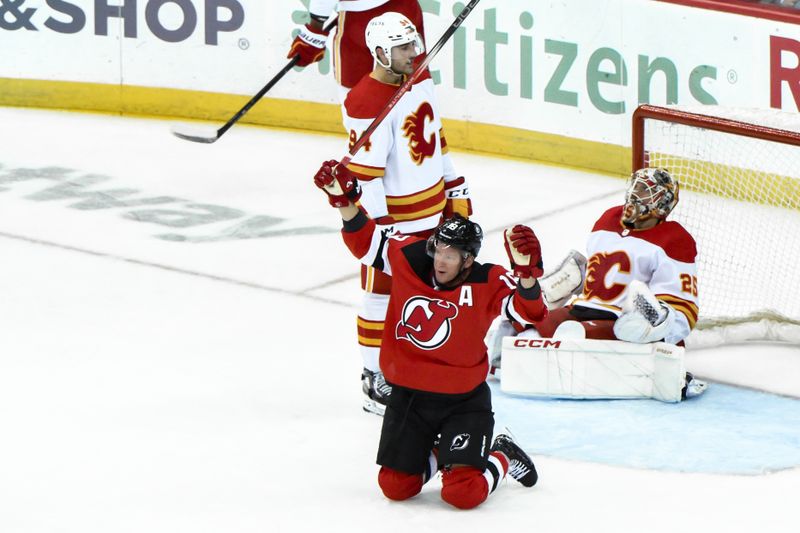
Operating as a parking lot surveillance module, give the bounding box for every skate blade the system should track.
[685,379,709,399]
[362,398,386,417]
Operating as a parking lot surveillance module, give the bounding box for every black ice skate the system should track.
[682,372,708,400]
[491,434,538,487]
[362,368,392,416]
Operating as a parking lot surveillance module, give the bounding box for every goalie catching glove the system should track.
[538,250,587,309]
[613,280,676,343]
[503,225,544,279]
[313,159,362,208]
[287,22,329,67]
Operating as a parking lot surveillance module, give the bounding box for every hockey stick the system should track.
[171,17,338,144]
[339,0,481,167]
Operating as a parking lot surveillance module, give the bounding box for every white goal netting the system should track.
[635,105,800,347]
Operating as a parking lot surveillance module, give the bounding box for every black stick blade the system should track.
[170,123,221,144]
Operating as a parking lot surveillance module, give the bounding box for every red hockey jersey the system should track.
[342,212,547,394]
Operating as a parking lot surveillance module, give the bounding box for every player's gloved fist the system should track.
[313,159,362,208]
[504,224,544,279]
[287,23,329,67]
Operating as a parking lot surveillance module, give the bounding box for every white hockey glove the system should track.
[538,250,587,309]
[613,280,676,343]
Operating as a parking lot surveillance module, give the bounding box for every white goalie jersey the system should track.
[572,206,699,344]
[342,71,466,234]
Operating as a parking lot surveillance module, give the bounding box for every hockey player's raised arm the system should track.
[313,159,393,274]
[313,159,362,219]
[504,225,544,291]
[499,225,547,323]
[286,0,337,67]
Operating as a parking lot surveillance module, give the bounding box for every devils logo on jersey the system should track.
[402,102,436,165]
[449,433,471,451]
[395,296,458,350]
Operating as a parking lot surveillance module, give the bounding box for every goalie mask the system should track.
[622,168,679,229]
[426,214,483,260]
[365,12,425,71]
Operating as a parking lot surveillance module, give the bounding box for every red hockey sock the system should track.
[378,467,423,501]
[440,467,489,510]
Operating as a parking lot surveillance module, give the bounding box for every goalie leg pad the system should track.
[552,319,617,340]
[487,318,520,372]
[500,337,686,402]
[552,320,587,339]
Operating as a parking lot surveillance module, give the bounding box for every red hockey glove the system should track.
[504,224,544,279]
[287,23,329,67]
[313,159,362,208]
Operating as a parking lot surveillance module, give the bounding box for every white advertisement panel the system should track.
[2,0,800,150]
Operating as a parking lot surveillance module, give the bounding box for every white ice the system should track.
[0,108,798,533]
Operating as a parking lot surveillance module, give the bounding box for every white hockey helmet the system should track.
[622,167,680,228]
[364,12,424,70]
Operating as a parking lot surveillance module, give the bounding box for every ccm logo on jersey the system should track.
[513,339,563,349]
[396,296,458,350]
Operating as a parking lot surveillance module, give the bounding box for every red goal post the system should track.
[632,104,800,347]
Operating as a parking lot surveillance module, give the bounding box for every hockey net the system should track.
[632,105,800,348]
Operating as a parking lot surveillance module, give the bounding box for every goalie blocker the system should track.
[500,337,688,403]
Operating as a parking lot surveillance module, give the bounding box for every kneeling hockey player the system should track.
[314,159,547,509]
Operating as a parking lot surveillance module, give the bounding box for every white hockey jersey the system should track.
[342,71,465,234]
[572,206,699,344]
[309,0,390,16]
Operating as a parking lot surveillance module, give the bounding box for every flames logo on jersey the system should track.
[583,251,631,301]
[396,296,458,350]
[402,102,436,165]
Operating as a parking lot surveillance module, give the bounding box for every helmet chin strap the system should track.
[380,52,405,77]
[377,45,415,77]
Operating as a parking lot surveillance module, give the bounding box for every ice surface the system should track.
[0,108,798,532]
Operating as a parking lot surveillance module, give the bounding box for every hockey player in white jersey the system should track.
[492,168,706,399]
[337,12,472,415]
